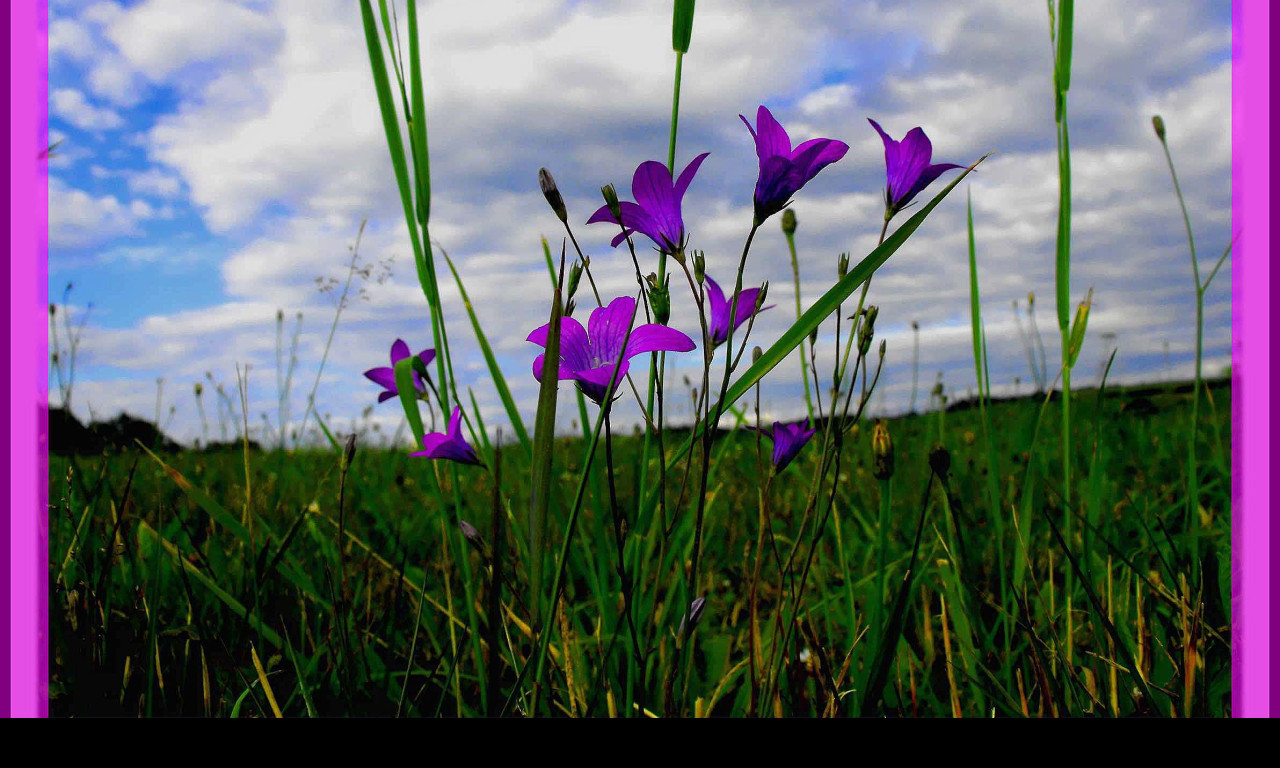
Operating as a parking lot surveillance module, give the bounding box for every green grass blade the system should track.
[528,277,564,616]
[442,251,532,455]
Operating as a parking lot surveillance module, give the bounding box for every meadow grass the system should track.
[48,379,1231,717]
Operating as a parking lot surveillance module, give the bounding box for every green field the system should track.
[49,379,1231,717]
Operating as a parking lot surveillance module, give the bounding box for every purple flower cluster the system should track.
[364,106,960,467]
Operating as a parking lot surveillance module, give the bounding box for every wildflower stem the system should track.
[1156,130,1203,576]
[785,227,816,422]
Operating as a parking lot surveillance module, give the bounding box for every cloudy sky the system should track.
[47,0,1232,446]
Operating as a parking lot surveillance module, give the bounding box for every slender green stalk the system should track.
[1154,117,1206,575]
[784,220,816,422]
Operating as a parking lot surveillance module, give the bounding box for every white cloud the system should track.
[48,177,140,248]
[50,88,124,130]
[101,0,279,81]
[48,0,1232,442]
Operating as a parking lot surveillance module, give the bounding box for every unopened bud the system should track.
[679,596,706,636]
[692,251,706,284]
[752,346,762,364]
[341,433,357,471]
[858,305,878,357]
[566,260,584,303]
[756,281,769,309]
[929,444,951,478]
[871,420,894,480]
[879,339,886,359]
[194,382,204,397]
[646,273,672,326]
[276,308,284,322]
[1027,291,1035,308]
[1151,115,1166,142]
[457,519,488,557]
[601,183,622,224]
[838,253,849,279]
[539,167,568,223]
[781,208,797,236]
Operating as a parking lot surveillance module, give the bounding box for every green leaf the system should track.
[394,356,425,448]
[528,276,564,612]
[1056,0,1074,95]
[672,0,695,53]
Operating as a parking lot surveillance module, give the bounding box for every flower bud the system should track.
[929,443,951,478]
[911,320,919,331]
[194,382,203,397]
[679,596,706,636]
[341,433,357,472]
[646,272,672,326]
[838,253,849,279]
[879,339,886,360]
[539,167,568,223]
[1027,291,1035,308]
[781,208,797,236]
[1151,115,1166,142]
[458,519,487,555]
[752,346,762,364]
[566,260,584,303]
[600,183,622,224]
[858,305,878,357]
[756,281,769,309]
[692,251,706,284]
[871,420,894,480]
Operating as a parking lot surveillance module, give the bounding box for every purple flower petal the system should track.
[623,323,696,359]
[390,339,410,365]
[363,366,397,392]
[527,315,594,373]
[573,361,632,405]
[409,406,481,466]
[587,295,637,365]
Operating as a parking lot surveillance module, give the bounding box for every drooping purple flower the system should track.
[586,153,711,254]
[705,275,773,348]
[868,118,963,219]
[750,419,817,472]
[363,339,436,403]
[527,295,696,405]
[410,406,481,466]
[740,105,848,224]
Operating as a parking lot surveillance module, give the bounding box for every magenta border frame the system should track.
[4,0,1270,718]
[1234,0,1270,719]
[8,0,48,718]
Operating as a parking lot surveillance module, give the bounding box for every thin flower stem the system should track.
[785,228,816,422]
[604,412,645,715]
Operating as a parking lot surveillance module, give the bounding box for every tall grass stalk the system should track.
[1152,114,1233,577]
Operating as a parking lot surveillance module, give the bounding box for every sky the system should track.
[47,0,1233,447]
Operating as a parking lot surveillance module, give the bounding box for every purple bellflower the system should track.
[868,119,963,220]
[586,153,711,254]
[528,295,696,405]
[363,339,437,403]
[740,105,848,224]
[410,406,482,466]
[705,275,773,348]
[751,419,817,473]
